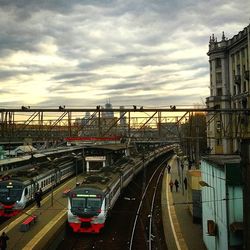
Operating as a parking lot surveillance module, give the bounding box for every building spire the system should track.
[222,31,225,41]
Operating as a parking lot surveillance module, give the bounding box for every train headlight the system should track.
[92,215,105,224]
[13,201,24,210]
[68,214,80,223]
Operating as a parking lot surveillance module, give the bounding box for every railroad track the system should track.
[129,158,168,250]
[58,154,170,250]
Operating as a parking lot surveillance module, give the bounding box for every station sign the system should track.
[85,156,106,161]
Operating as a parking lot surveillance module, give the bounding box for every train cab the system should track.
[68,187,106,233]
[0,180,26,216]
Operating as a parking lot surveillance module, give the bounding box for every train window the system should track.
[24,188,28,196]
[0,184,23,200]
[41,182,43,188]
[72,198,85,208]
[87,198,101,209]
[71,196,102,210]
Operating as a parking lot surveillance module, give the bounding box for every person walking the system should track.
[39,188,43,200]
[167,165,171,174]
[0,232,9,250]
[35,190,41,208]
[184,177,188,190]
[169,180,174,192]
[174,179,179,192]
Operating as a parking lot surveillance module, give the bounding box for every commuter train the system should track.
[0,157,75,217]
[67,146,174,233]
[0,145,83,172]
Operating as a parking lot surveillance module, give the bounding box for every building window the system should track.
[237,64,241,75]
[217,88,222,96]
[236,52,240,62]
[233,85,236,95]
[215,58,221,68]
[216,72,222,84]
[243,81,247,92]
[216,121,221,131]
[216,139,221,146]
[242,50,245,59]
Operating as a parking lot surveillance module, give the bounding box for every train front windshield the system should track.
[71,195,102,213]
[0,182,23,203]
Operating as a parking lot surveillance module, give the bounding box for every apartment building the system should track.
[206,25,250,154]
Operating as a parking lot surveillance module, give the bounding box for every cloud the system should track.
[0,0,249,108]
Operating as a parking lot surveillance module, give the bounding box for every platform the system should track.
[0,177,78,250]
[162,155,206,250]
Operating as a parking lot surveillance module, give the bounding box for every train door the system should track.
[30,180,37,200]
[54,167,61,185]
[105,194,111,218]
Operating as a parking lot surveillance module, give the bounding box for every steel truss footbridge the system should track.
[1,106,249,146]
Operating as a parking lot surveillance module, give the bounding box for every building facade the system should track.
[206,25,250,154]
[201,156,242,250]
[201,25,249,250]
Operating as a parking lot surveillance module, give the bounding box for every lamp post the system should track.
[142,146,146,193]
[72,152,82,185]
[47,157,58,207]
[181,162,184,195]
[199,180,217,250]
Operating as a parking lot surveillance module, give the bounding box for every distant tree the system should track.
[180,111,207,168]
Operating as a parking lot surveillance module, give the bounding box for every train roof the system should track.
[73,156,138,193]
[84,143,131,151]
[0,158,73,184]
[0,155,32,166]
[0,145,83,167]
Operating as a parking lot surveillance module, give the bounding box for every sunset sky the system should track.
[0,0,249,109]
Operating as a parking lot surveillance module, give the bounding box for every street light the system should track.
[199,180,217,250]
[181,162,184,195]
[47,157,58,207]
[72,152,82,185]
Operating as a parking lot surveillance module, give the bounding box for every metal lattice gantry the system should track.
[0,106,249,145]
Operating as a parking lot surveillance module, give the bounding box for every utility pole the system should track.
[72,152,82,185]
[47,157,58,207]
[241,139,250,250]
[142,148,146,194]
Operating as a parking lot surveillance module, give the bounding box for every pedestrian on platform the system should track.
[174,179,179,192]
[39,188,43,200]
[35,191,41,208]
[169,180,174,192]
[184,177,188,190]
[167,165,171,174]
[0,232,9,250]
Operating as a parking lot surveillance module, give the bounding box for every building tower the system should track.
[102,99,114,118]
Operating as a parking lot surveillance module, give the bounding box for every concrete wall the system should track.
[187,170,202,220]
[201,158,243,249]
[228,185,243,246]
[201,160,228,250]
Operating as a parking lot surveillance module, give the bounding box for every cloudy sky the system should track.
[0,0,249,109]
